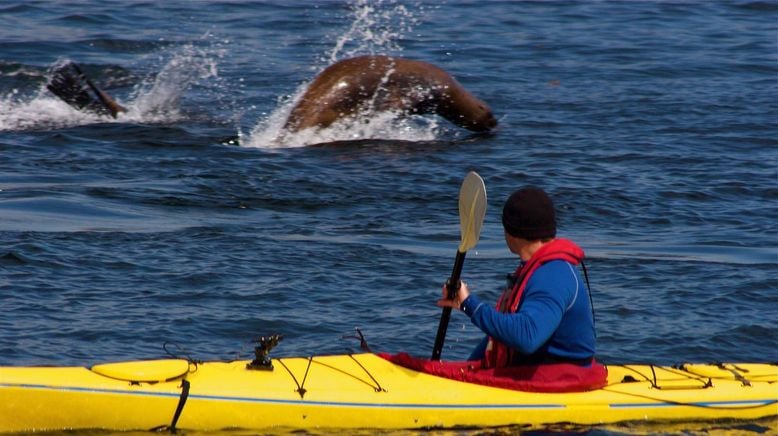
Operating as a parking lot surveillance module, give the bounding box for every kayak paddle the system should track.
[431,171,487,361]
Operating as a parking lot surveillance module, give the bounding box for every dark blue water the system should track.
[1,1,777,433]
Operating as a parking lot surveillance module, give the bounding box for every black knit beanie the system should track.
[502,187,557,240]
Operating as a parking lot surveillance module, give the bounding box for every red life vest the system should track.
[483,238,584,368]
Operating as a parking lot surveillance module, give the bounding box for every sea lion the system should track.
[46,56,497,132]
[283,55,497,132]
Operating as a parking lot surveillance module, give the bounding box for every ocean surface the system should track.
[1,0,777,434]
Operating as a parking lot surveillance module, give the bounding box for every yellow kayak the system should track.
[0,353,775,433]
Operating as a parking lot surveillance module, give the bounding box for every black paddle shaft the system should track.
[431,250,467,361]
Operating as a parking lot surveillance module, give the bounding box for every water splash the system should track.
[0,87,102,131]
[127,43,222,123]
[249,110,443,149]
[324,0,421,63]
[0,42,223,131]
[243,0,442,148]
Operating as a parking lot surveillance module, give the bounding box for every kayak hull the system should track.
[1,353,776,432]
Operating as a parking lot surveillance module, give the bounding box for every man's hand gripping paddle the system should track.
[431,171,487,361]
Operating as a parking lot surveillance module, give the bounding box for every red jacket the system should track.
[484,238,585,368]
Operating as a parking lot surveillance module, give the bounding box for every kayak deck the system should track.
[0,353,776,432]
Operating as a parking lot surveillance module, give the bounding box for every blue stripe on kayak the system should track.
[1,383,182,399]
[610,399,776,408]
[0,383,562,410]
[186,392,565,409]
[4,383,774,410]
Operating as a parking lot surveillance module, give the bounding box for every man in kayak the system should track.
[437,187,600,370]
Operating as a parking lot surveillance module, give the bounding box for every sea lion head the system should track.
[460,100,498,132]
[439,91,497,132]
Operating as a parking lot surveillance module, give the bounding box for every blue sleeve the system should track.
[460,261,575,355]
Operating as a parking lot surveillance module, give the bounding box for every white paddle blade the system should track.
[458,171,487,253]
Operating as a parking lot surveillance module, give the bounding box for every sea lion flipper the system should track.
[46,61,125,118]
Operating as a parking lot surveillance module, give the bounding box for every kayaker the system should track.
[437,187,598,369]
